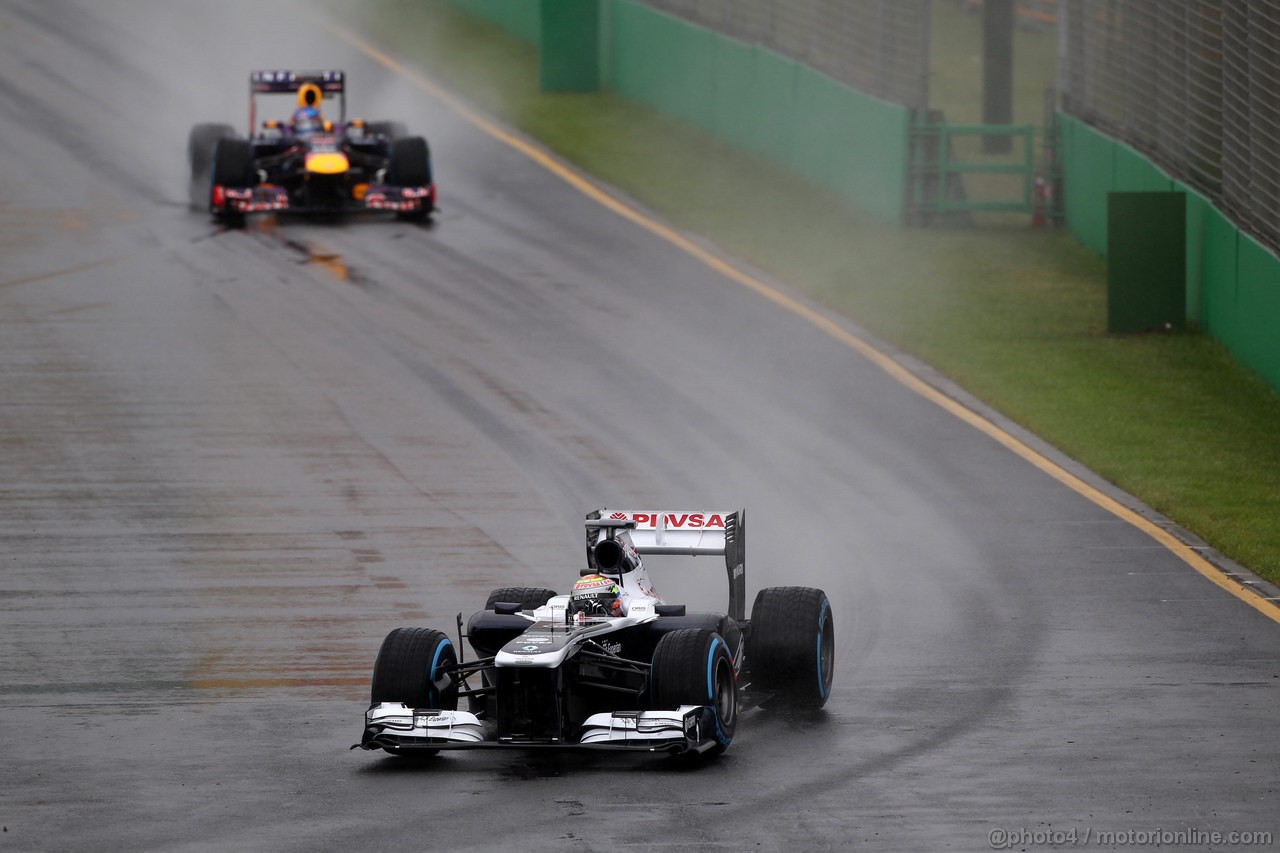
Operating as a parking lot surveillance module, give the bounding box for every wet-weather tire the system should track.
[210,138,255,189]
[368,120,408,142]
[188,123,236,175]
[650,628,737,756]
[386,136,433,221]
[387,136,431,186]
[484,587,558,612]
[187,123,236,208]
[748,586,834,709]
[209,138,256,223]
[370,626,458,710]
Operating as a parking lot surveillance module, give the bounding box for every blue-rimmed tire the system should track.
[650,628,737,756]
[370,627,458,710]
[748,587,834,709]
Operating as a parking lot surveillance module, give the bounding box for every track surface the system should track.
[0,2,1276,851]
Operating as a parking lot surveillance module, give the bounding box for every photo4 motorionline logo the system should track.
[989,827,1273,849]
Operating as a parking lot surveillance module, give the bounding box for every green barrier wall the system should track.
[607,1,714,128]
[1060,112,1280,391]
[448,0,539,44]
[601,0,909,223]
[444,0,909,223]
[747,48,798,166]
[1236,236,1280,387]
[1112,146,1174,193]
[1201,206,1238,342]
[1176,181,1209,330]
[1059,113,1116,256]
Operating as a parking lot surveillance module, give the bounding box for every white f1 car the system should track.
[354,509,834,759]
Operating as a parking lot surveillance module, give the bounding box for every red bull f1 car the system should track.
[188,70,435,223]
[354,509,835,760]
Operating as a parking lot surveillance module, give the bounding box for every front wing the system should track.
[214,183,435,216]
[354,702,724,755]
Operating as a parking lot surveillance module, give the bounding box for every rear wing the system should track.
[250,70,345,94]
[586,509,746,622]
[248,70,347,132]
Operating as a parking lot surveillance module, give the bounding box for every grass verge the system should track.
[335,0,1280,584]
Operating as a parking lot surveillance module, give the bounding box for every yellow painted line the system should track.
[324,22,1280,626]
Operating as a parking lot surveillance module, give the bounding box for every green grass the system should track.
[335,0,1280,584]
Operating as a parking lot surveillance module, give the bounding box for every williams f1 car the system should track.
[355,509,834,759]
[188,70,435,223]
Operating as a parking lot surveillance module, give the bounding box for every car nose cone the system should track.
[305,152,349,174]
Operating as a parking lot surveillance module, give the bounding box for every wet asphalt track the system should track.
[0,2,1277,851]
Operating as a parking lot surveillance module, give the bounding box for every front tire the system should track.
[387,136,433,221]
[650,628,737,756]
[748,587,834,709]
[370,627,458,710]
[209,138,256,224]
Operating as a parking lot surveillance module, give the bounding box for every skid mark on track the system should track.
[322,20,1280,628]
[0,255,129,290]
[245,217,375,286]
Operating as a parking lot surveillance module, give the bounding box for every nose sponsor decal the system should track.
[305,151,349,174]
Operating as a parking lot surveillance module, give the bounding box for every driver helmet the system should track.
[570,574,625,617]
[292,106,322,136]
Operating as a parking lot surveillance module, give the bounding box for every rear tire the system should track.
[188,123,236,175]
[368,120,408,142]
[370,627,458,710]
[483,587,558,612]
[748,587,834,709]
[471,588,555,720]
[650,628,737,756]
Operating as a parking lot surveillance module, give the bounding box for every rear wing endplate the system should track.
[586,509,746,622]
